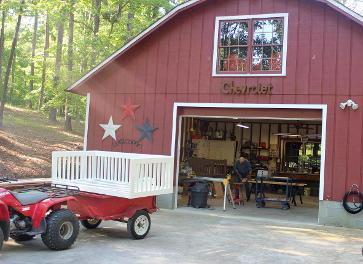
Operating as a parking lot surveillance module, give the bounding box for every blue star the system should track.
[136,119,158,142]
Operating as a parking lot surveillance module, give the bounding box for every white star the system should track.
[99,116,121,141]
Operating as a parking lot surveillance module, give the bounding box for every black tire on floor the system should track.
[342,191,363,214]
[81,219,102,229]
[41,209,79,251]
[10,234,35,242]
[127,210,151,240]
[0,228,4,250]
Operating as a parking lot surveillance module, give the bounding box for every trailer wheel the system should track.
[10,234,35,242]
[81,219,102,229]
[127,210,151,240]
[41,209,79,251]
[0,228,3,250]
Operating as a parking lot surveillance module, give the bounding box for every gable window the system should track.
[213,13,288,76]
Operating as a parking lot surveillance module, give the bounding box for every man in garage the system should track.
[234,156,252,202]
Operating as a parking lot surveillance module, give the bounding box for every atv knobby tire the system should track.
[41,209,79,250]
[10,234,35,242]
[127,210,151,240]
[0,228,4,250]
[81,219,102,229]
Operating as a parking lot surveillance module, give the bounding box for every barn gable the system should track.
[69,0,363,95]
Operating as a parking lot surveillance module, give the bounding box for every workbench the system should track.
[247,177,307,209]
[248,178,307,206]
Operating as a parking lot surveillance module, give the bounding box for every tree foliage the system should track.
[0,0,180,127]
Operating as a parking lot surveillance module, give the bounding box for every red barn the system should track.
[69,0,363,228]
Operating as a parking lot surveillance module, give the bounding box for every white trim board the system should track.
[212,13,288,77]
[170,102,327,208]
[83,93,91,151]
[68,0,363,92]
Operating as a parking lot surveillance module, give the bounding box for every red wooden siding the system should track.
[82,0,363,201]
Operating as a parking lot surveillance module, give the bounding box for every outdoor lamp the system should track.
[339,99,359,110]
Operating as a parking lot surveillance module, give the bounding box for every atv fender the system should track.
[0,200,10,241]
[31,196,77,229]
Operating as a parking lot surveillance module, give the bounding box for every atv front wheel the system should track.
[41,209,79,250]
[10,234,35,242]
[81,219,102,229]
[127,210,151,240]
[0,228,4,250]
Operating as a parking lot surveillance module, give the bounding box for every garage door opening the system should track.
[173,105,325,223]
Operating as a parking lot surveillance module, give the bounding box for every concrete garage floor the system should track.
[1,209,363,264]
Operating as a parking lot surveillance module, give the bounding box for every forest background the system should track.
[0,0,186,131]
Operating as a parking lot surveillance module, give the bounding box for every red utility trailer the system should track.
[0,151,174,251]
[69,191,157,239]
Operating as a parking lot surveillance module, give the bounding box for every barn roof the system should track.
[69,0,363,93]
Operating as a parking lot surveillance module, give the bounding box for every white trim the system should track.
[212,13,289,77]
[174,116,183,209]
[180,115,322,121]
[319,104,328,201]
[83,93,90,151]
[324,0,363,24]
[170,102,327,209]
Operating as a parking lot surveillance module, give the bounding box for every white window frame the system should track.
[212,13,289,77]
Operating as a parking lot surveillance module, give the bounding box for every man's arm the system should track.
[246,162,252,180]
[234,161,242,177]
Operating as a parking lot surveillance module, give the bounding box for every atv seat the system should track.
[10,191,49,206]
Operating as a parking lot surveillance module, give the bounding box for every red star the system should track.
[121,98,140,120]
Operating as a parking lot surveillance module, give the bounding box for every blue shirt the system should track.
[234,160,252,178]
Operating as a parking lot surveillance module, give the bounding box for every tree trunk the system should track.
[64,0,75,132]
[38,13,49,110]
[0,0,24,128]
[127,11,135,40]
[29,11,38,109]
[50,16,64,122]
[0,5,6,92]
[76,105,81,124]
[91,0,101,67]
[9,53,15,104]
[53,20,64,88]
[49,108,57,123]
[109,3,122,36]
[80,11,90,73]
[64,114,72,131]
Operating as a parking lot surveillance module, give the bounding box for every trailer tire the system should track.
[0,228,3,250]
[10,234,35,242]
[127,210,151,240]
[41,209,79,250]
[81,219,102,229]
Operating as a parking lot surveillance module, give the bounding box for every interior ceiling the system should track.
[191,117,321,125]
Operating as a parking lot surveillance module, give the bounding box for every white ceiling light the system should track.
[237,123,249,129]
[274,133,291,136]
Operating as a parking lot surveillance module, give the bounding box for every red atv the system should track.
[0,178,81,250]
[0,177,157,251]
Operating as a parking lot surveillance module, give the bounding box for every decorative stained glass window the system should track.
[214,14,287,75]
